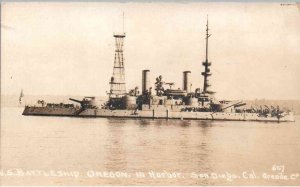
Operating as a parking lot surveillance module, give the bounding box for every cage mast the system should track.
[109,14,126,98]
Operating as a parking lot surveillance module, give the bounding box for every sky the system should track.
[1,2,300,100]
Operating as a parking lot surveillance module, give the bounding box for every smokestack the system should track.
[183,71,191,93]
[142,70,150,94]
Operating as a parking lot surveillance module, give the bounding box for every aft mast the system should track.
[201,16,214,94]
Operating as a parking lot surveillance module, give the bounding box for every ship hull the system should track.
[22,106,77,117]
[22,107,295,122]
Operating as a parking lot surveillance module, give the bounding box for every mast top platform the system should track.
[113,32,126,38]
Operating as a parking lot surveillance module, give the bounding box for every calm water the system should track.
[1,107,299,185]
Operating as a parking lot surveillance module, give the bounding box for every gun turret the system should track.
[69,97,96,109]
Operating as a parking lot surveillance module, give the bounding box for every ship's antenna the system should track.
[122,12,125,34]
[205,15,211,62]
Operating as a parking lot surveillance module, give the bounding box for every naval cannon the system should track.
[68,97,97,116]
[69,97,96,109]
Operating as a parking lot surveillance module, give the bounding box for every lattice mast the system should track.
[201,16,213,94]
[109,14,126,98]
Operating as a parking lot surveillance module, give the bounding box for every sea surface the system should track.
[1,107,299,185]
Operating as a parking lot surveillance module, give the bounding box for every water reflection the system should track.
[1,108,299,185]
[179,120,191,127]
[139,119,153,126]
[104,119,127,171]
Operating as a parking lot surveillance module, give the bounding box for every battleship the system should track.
[22,18,295,122]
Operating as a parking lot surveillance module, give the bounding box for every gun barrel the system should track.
[221,101,243,110]
[69,98,82,103]
[234,103,247,108]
